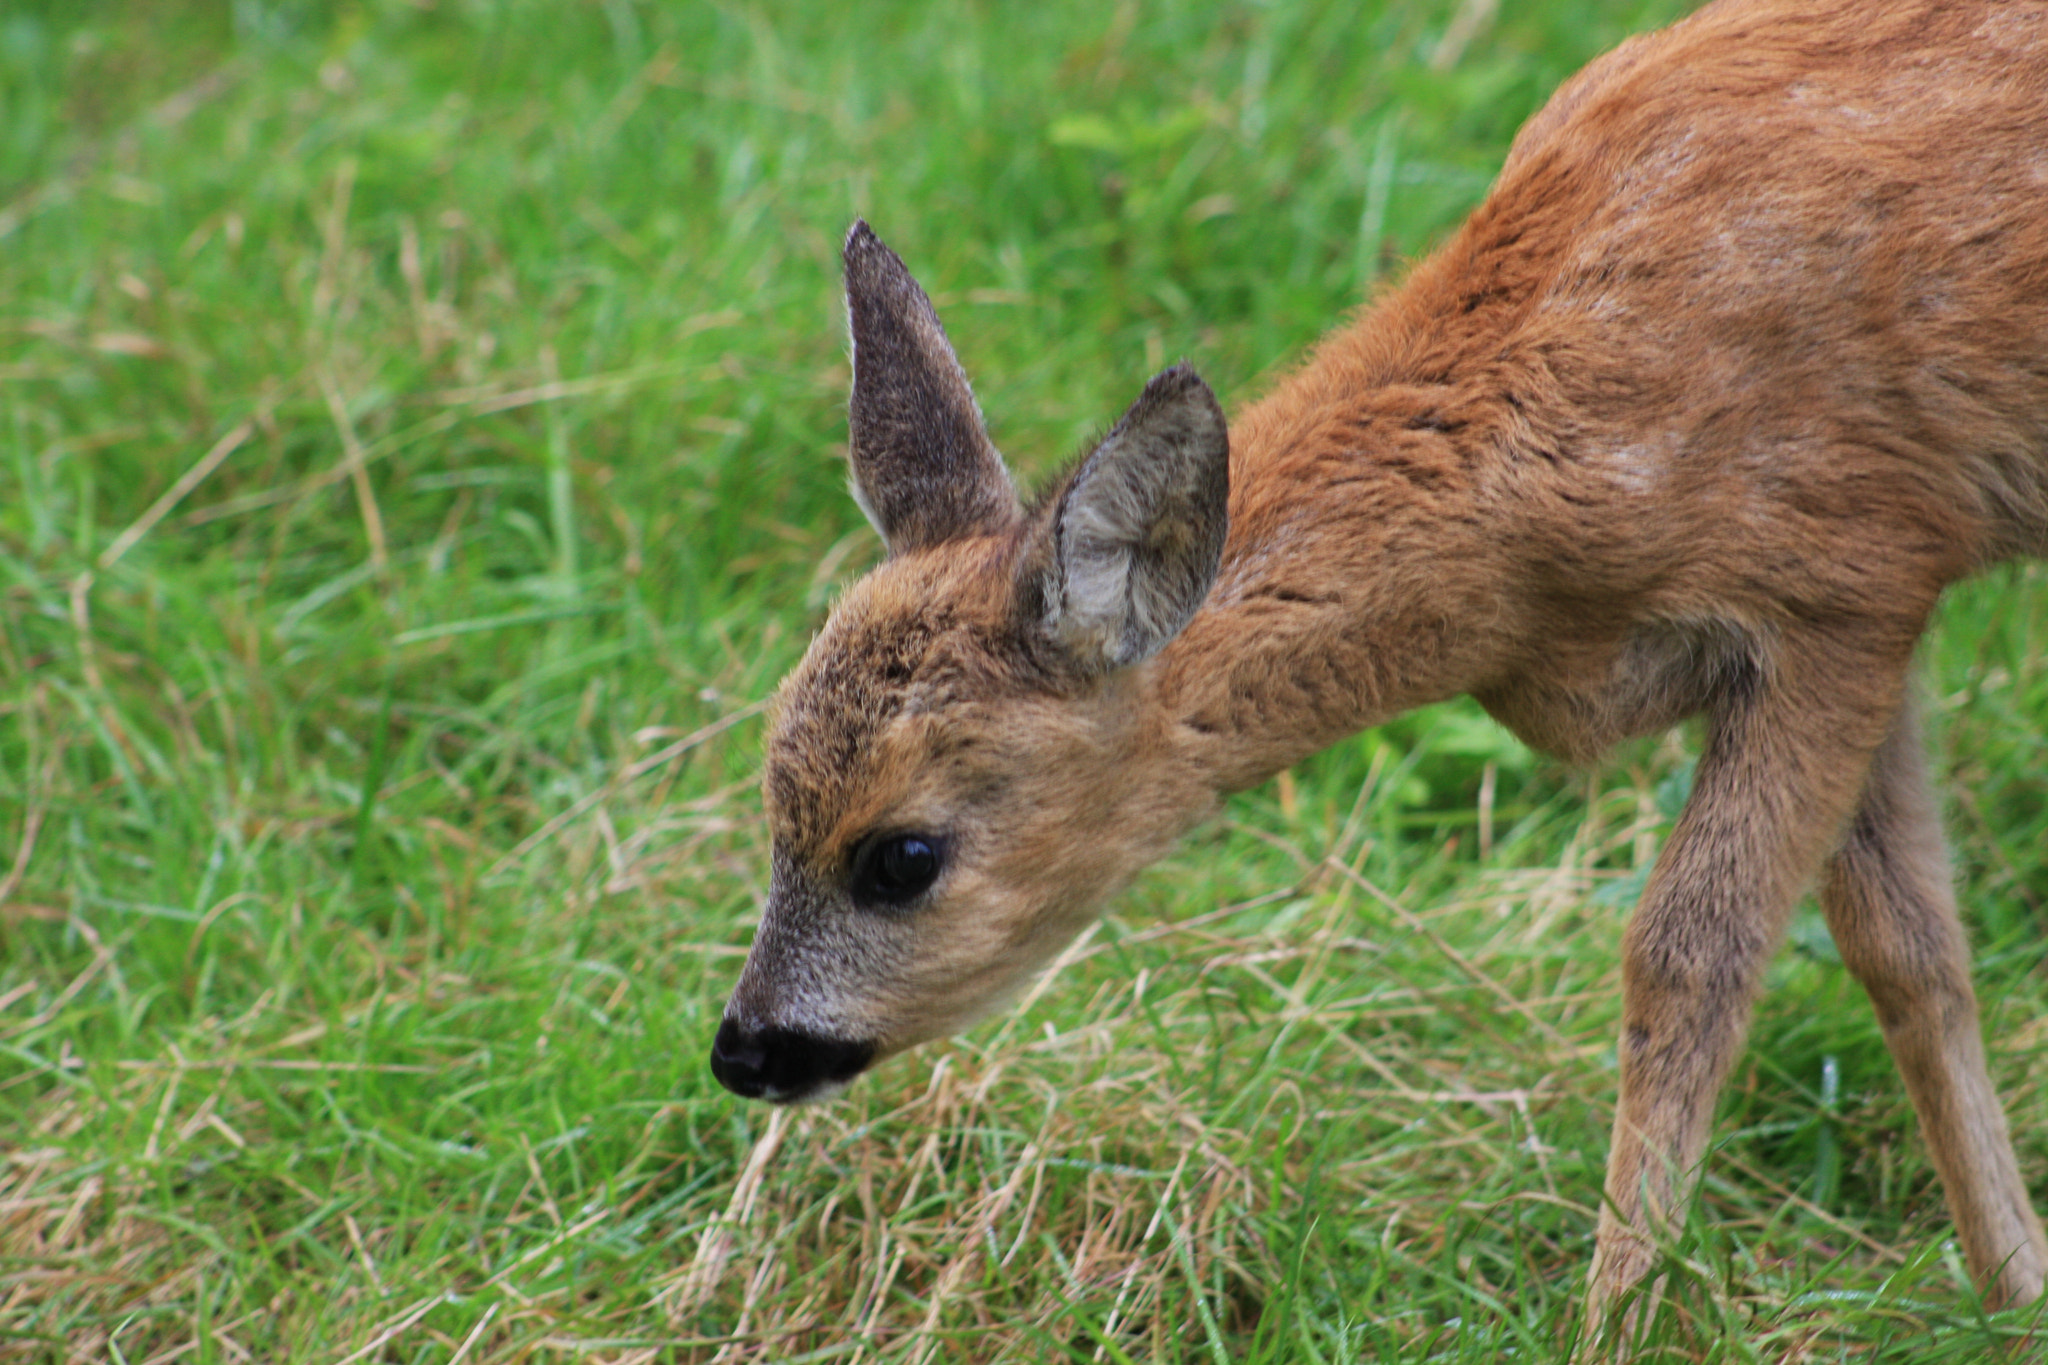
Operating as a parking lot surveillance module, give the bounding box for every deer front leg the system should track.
[1585,647,1908,1335]
[1820,695,2047,1307]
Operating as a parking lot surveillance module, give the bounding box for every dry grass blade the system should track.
[484,699,771,879]
[94,419,254,573]
[318,366,389,573]
[662,1109,790,1322]
[1325,856,1576,1053]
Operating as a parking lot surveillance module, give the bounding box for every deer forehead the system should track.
[763,541,1047,861]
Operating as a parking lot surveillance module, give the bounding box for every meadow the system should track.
[2,0,2045,1359]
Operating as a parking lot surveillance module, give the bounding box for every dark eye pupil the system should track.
[877,837,935,891]
[857,835,940,903]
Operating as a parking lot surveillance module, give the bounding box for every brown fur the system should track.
[722,0,2048,1325]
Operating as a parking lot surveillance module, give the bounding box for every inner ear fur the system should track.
[1024,364,1231,674]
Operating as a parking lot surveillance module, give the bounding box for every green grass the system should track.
[3,0,2045,1360]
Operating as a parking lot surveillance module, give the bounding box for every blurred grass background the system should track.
[2,0,2044,1359]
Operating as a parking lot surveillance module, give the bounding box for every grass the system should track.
[2,0,2045,1360]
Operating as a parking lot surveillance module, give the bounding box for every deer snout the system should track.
[709,1017,876,1103]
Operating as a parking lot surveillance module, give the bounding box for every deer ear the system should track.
[843,222,1019,553]
[1034,364,1230,672]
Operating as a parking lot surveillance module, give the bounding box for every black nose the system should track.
[709,1019,875,1103]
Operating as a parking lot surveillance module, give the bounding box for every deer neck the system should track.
[1150,317,1521,796]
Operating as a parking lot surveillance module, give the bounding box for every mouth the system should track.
[708,1019,877,1103]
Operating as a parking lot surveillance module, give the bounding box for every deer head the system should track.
[710,223,1231,1102]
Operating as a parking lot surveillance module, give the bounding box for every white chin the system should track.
[764,1075,857,1107]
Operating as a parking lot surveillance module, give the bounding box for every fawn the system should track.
[712,0,2048,1323]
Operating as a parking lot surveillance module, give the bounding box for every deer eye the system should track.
[851,834,944,906]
